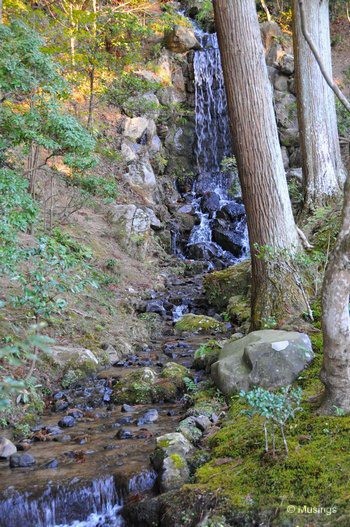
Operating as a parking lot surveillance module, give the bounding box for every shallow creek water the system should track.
[0,274,218,527]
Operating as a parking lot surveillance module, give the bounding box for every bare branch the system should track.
[298,0,350,113]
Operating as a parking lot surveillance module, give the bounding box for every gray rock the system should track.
[108,204,151,237]
[123,93,160,119]
[123,117,149,142]
[0,437,17,458]
[273,74,289,93]
[125,159,157,193]
[115,428,134,439]
[163,25,200,53]
[279,53,295,75]
[50,346,99,368]
[58,416,76,428]
[145,208,162,230]
[158,86,186,105]
[160,454,190,492]
[9,453,36,468]
[137,409,159,426]
[105,344,123,366]
[194,415,212,432]
[44,458,59,469]
[177,416,203,444]
[152,432,193,492]
[211,330,313,395]
[121,404,135,413]
[121,140,138,163]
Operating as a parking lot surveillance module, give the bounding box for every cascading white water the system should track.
[185,31,249,266]
[0,477,124,527]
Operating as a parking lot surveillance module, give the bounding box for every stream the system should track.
[0,276,222,527]
[0,26,247,527]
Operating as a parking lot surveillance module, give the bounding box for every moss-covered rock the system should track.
[177,416,203,444]
[175,314,226,334]
[193,340,222,372]
[203,260,251,311]
[161,362,189,389]
[227,295,250,325]
[113,365,190,404]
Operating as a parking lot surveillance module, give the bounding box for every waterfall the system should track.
[184,31,249,267]
[0,476,124,527]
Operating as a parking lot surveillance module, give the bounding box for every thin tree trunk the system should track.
[69,4,76,66]
[320,175,350,414]
[28,142,40,198]
[0,0,3,24]
[293,0,346,212]
[213,0,307,329]
[87,66,95,128]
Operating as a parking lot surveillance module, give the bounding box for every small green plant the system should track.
[183,376,197,393]
[0,326,53,411]
[221,156,237,173]
[240,386,303,455]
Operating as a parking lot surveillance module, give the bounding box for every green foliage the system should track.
[0,327,53,411]
[0,20,66,97]
[336,98,350,137]
[0,168,38,269]
[240,386,303,455]
[8,238,97,322]
[183,376,198,393]
[107,73,161,107]
[68,173,118,200]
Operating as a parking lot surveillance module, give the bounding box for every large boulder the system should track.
[211,330,314,395]
[108,204,151,236]
[123,117,156,143]
[163,25,200,53]
[0,437,17,458]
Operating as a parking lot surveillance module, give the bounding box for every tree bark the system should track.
[293,0,346,212]
[213,0,307,329]
[320,174,350,413]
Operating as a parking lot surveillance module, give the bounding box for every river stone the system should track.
[121,404,135,413]
[163,25,200,53]
[115,428,134,440]
[50,346,99,368]
[152,432,193,492]
[9,453,36,468]
[137,409,159,426]
[177,417,203,444]
[0,437,17,458]
[211,330,314,395]
[58,415,76,428]
[159,454,190,492]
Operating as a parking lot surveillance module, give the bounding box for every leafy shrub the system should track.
[107,73,161,107]
[240,386,302,455]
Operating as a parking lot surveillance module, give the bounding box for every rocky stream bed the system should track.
[0,272,229,527]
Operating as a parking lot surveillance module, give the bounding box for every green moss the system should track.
[161,362,189,388]
[190,336,350,524]
[193,341,221,371]
[175,314,226,334]
[227,295,250,324]
[170,453,186,470]
[203,260,251,311]
[157,438,171,449]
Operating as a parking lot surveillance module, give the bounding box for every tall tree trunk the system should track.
[0,0,3,24]
[213,0,308,329]
[87,66,95,128]
[293,0,346,212]
[320,174,350,414]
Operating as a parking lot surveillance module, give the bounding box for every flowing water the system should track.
[182,31,249,267]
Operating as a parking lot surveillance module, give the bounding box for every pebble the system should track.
[115,428,134,440]
[121,404,135,413]
[137,409,159,426]
[43,458,59,469]
[58,416,76,428]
